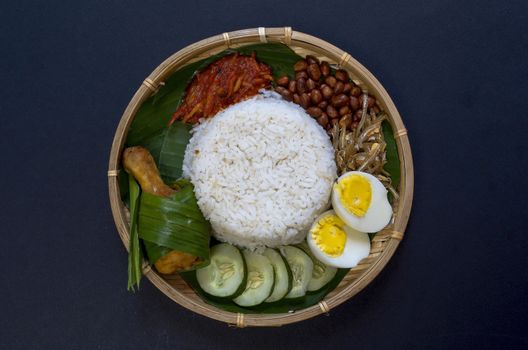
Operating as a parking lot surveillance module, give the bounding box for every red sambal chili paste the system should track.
[168,52,273,125]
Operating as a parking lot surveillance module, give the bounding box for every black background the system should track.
[1,0,527,349]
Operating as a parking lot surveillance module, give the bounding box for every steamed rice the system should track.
[183,94,337,249]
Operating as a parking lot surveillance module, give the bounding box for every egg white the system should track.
[332,171,392,233]
[307,210,371,268]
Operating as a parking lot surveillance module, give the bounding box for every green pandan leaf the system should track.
[127,176,142,291]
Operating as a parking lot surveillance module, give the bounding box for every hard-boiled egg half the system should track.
[332,171,392,233]
[307,210,370,268]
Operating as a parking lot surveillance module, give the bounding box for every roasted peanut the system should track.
[321,84,333,100]
[297,78,307,94]
[335,69,349,82]
[325,76,337,88]
[275,86,293,101]
[295,71,308,80]
[300,93,311,109]
[326,105,339,119]
[331,94,349,108]
[339,105,351,116]
[349,96,360,111]
[306,106,323,118]
[310,89,323,105]
[360,94,376,108]
[369,96,376,108]
[294,60,308,72]
[277,75,289,87]
[306,55,320,65]
[276,56,386,125]
[350,86,361,97]
[334,81,344,95]
[288,80,297,93]
[293,93,301,105]
[320,61,330,77]
[307,63,321,81]
[317,113,329,128]
[275,86,287,95]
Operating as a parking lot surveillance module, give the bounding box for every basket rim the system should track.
[108,27,414,327]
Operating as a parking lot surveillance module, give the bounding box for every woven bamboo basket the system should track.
[108,27,413,327]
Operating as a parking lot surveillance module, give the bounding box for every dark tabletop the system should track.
[1,0,527,349]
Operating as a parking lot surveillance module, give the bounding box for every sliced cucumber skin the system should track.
[280,246,313,299]
[196,244,247,299]
[297,242,338,292]
[307,264,337,292]
[263,248,293,303]
[230,254,248,298]
[233,251,274,307]
[280,252,293,296]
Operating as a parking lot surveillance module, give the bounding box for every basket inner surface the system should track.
[109,28,413,326]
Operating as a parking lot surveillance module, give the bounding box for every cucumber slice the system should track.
[196,243,246,298]
[262,248,293,303]
[297,242,338,292]
[280,246,313,299]
[233,251,275,307]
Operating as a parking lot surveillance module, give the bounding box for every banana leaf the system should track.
[138,179,210,267]
[126,43,302,148]
[232,43,302,80]
[125,43,302,183]
[180,267,349,314]
[122,44,397,301]
[382,121,400,189]
[127,176,142,291]
[143,241,172,266]
[126,61,203,147]
[140,121,192,184]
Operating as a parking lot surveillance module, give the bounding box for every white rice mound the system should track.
[183,93,337,249]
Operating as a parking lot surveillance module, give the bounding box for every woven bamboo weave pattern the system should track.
[108,27,413,327]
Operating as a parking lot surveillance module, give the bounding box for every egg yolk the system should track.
[311,215,347,257]
[335,174,372,217]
